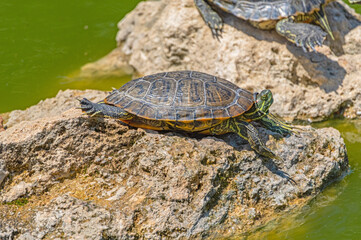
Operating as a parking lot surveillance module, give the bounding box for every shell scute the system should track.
[227,104,246,117]
[205,82,235,107]
[176,109,195,121]
[165,71,191,80]
[212,108,230,119]
[209,0,326,21]
[138,104,157,120]
[237,90,254,109]
[190,71,216,82]
[126,80,150,99]
[123,100,144,115]
[106,71,254,121]
[142,72,167,81]
[158,108,176,121]
[174,78,205,107]
[194,108,213,120]
[145,78,176,106]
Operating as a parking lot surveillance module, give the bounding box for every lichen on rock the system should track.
[0,90,349,239]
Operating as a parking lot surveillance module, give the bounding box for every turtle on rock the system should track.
[80,71,294,160]
[194,0,361,52]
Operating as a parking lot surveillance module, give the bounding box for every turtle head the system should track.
[255,89,273,114]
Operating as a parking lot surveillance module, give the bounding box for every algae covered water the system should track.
[0,0,141,113]
[1,0,361,239]
[250,120,361,239]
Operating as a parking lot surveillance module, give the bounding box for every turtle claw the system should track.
[208,18,224,39]
[310,43,316,52]
[316,38,323,47]
[302,27,326,52]
[296,30,326,52]
[276,18,327,52]
[194,0,224,38]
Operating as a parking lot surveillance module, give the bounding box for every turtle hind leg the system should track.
[228,119,281,161]
[276,17,327,52]
[194,0,223,38]
[79,98,132,120]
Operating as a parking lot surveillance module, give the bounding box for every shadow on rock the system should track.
[219,1,360,53]
[217,1,359,90]
[286,46,347,93]
[263,158,297,185]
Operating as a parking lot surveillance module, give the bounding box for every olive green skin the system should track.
[80,71,293,160]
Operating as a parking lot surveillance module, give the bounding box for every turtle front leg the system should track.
[275,17,327,52]
[229,119,281,160]
[79,98,133,120]
[194,0,223,37]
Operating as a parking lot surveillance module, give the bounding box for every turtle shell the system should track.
[208,0,326,21]
[104,71,254,122]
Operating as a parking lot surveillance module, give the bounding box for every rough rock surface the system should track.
[81,0,361,122]
[0,90,348,239]
[0,117,5,132]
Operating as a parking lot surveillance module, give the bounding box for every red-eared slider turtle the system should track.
[194,0,361,51]
[80,71,293,160]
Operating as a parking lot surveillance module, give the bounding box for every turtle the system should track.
[194,0,361,51]
[79,71,294,160]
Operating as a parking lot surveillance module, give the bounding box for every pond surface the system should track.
[1,1,361,239]
[0,0,140,113]
[249,120,361,240]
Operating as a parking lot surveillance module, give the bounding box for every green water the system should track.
[1,1,361,239]
[250,120,361,239]
[0,0,141,113]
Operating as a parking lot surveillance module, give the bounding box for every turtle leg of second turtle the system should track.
[194,0,223,38]
[275,3,336,53]
[275,16,329,52]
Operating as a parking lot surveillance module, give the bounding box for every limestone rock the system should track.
[1,181,33,203]
[21,194,112,240]
[0,90,348,239]
[0,116,5,132]
[0,163,9,186]
[81,0,361,122]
